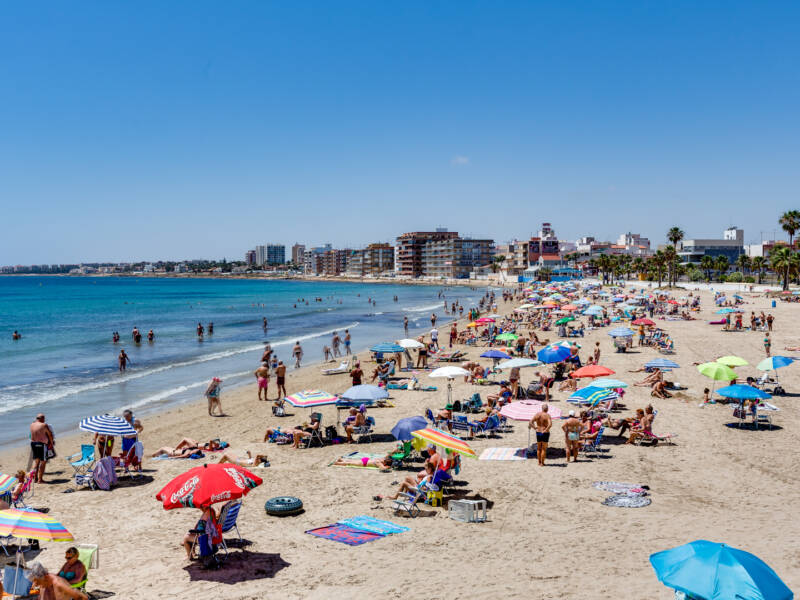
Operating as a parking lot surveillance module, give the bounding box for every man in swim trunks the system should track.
[530,404,552,466]
[331,331,341,357]
[255,362,270,401]
[275,361,287,400]
[118,349,130,372]
[562,410,582,463]
[344,329,351,355]
[30,413,54,483]
[293,341,303,368]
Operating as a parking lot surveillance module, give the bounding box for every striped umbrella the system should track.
[645,358,680,370]
[411,427,477,458]
[0,508,73,541]
[79,414,136,436]
[284,389,338,408]
[0,474,18,495]
[568,386,618,406]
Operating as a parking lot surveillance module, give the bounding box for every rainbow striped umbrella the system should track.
[0,474,18,495]
[410,427,477,458]
[0,508,74,541]
[284,389,338,408]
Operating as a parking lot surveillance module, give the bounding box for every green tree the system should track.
[663,245,678,287]
[736,254,751,274]
[779,210,800,247]
[700,255,714,281]
[770,246,799,291]
[632,257,645,279]
[667,226,685,248]
[751,256,765,284]
[596,254,612,284]
[650,251,666,288]
[714,255,729,280]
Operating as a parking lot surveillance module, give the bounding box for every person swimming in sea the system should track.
[147,329,155,342]
[12,330,21,340]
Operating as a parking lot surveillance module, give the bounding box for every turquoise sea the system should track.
[0,276,482,447]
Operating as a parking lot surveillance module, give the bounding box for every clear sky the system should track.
[2,2,798,263]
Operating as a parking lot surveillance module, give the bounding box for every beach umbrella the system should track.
[430,366,470,403]
[284,389,338,408]
[583,305,604,316]
[575,298,590,306]
[410,428,476,458]
[391,416,428,441]
[475,317,495,324]
[649,540,793,600]
[500,401,562,448]
[645,358,680,370]
[591,378,628,389]
[571,365,615,378]
[568,386,617,406]
[466,322,478,328]
[537,345,571,364]
[554,316,576,325]
[716,356,749,368]
[608,327,635,337]
[632,318,655,326]
[480,350,512,360]
[756,356,794,372]
[156,463,263,510]
[79,414,137,437]
[715,307,741,314]
[495,332,518,341]
[340,384,388,402]
[370,342,405,353]
[561,304,579,311]
[0,474,19,495]
[497,357,543,370]
[517,303,536,309]
[716,385,771,401]
[397,338,424,349]
[697,362,737,381]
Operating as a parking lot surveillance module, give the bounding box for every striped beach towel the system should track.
[337,516,409,535]
[478,447,528,461]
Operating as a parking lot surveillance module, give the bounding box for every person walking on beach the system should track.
[275,361,287,400]
[764,332,771,357]
[261,343,272,365]
[430,327,439,351]
[562,410,581,463]
[530,404,552,467]
[430,313,437,327]
[403,316,409,337]
[293,342,303,368]
[767,313,774,332]
[593,342,601,364]
[344,329,351,355]
[350,361,363,386]
[118,349,131,372]
[332,331,341,358]
[255,362,270,401]
[206,377,224,416]
[323,345,332,362]
[449,323,457,348]
[30,413,54,483]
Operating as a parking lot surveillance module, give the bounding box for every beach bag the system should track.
[46,445,56,460]
[325,426,337,441]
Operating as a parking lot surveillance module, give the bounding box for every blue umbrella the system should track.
[645,358,680,370]
[756,356,794,371]
[567,386,617,406]
[480,350,512,360]
[716,384,771,401]
[390,416,428,441]
[715,307,740,314]
[584,305,604,315]
[340,384,389,402]
[591,378,628,389]
[608,327,635,337]
[370,342,406,353]
[650,540,793,600]
[537,345,571,364]
[79,414,137,436]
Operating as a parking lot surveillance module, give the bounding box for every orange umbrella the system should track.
[571,365,616,379]
[561,304,579,311]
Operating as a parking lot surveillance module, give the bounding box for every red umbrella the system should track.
[571,365,616,379]
[156,463,263,510]
[632,318,655,326]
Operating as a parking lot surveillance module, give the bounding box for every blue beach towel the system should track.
[337,515,409,535]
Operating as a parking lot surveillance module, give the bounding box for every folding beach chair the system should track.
[303,413,326,448]
[390,440,414,466]
[70,544,99,592]
[581,427,607,456]
[11,472,35,508]
[67,444,96,477]
[449,415,473,438]
[321,358,351,375]
[470,414,500,438]
[217,500,243,558]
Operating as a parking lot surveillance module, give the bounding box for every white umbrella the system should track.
[397,338,424,349]
[497,358,543,370]
[429,366,470,404]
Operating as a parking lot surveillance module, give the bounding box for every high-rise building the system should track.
[291,244,305,265]
[346,243,395,277]
[245,250,256,265]
[395,229,459,277]
[528,222,560,266]
[266,244,285,265]
[254,245,267,266]
[421,237,494,279]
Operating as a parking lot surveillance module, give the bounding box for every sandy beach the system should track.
[1,285,798,600]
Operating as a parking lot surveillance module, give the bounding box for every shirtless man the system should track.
[635,368,662,387]
[30,414,54,483]
[118,349,130,372]
[344,330,352,355]
[403,316,409,337]
[331,331,341,358]
[530,404,552,466]
[261,343,272,365]
[26,562,88,599]
[275,361,287,400]
[254,362,270,401]
[293,342,303,368]
[562,410,582,463]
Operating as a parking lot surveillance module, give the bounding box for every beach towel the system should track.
[592,481,648,494]
[305,524,384,546]
[602,494,651,508]
[479,447,527,461]
[337,516,409,535]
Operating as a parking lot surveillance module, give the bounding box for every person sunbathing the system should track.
[604,408,643,437]
[384,463,435,500]
[487,383,512,407]
[217,450,269,467]
[57,547,87,586]
[626,407,655,444]
[333,453,393,470]
[150,438,221,458]
[651,380,672,399]
[0,469,27,509]
[344,407,366,443]
[558,377,577,392]
[634,368,662,386]
[263,414,321,448]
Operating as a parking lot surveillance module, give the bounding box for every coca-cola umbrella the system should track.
[156,463,263,510]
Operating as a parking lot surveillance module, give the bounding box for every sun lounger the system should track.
[321,359,351,375]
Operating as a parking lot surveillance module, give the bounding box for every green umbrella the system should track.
[495,332,518,341]
[716,356,748,367]
[697,362,737,381]
[554,316,575,325]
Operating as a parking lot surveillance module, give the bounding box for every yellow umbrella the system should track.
[466,322,478,328]
[716,356,749,367]
[411,427,477,458]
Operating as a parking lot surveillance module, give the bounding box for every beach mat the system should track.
[602,494,652,508]
[479,447,527,461]
[337,516,409,535]
[592,481,648,494]
[305,524,384,546]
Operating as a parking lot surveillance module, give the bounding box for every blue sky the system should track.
[1,2,798,263]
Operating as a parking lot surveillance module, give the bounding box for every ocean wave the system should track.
[401,303,443,313]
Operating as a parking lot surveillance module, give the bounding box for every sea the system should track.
[0,276,484,448]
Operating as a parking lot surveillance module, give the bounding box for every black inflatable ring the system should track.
[265,496,303,516]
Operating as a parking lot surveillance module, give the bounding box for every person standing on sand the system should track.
[275,361,287,400]
[118,349,131,372]
[562,410,581,463]
[403,316,409,337]
[293,341,303,368]
[530,404,552,467]
[344,329,352,355]
[255,362,270,401]
[593,342,601,364]
[206,377,224,416]
[332,331,341,358]
[449,323,457,348]
[261,342,272,365]
[30,413,54,483]
[767,313,774,332]
[764,332,771,357]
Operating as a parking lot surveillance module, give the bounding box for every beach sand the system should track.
[1,287,798,599]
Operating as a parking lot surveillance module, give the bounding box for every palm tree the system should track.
[596,254,612,284]
[587,258,598,278]
[736,254,751,274]
[715,255,729,280]
[633,257,645,280]
[770,246,799,291]
[700,255,714,281]
[651,251,666,288]
[667,226,685,248]
[663,246,678,287]
[779,210,800,247]
[491,254,505,273]
[751,256,765,284]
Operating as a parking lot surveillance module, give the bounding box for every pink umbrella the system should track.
[475,317,495,324]
[500,401,562,449]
